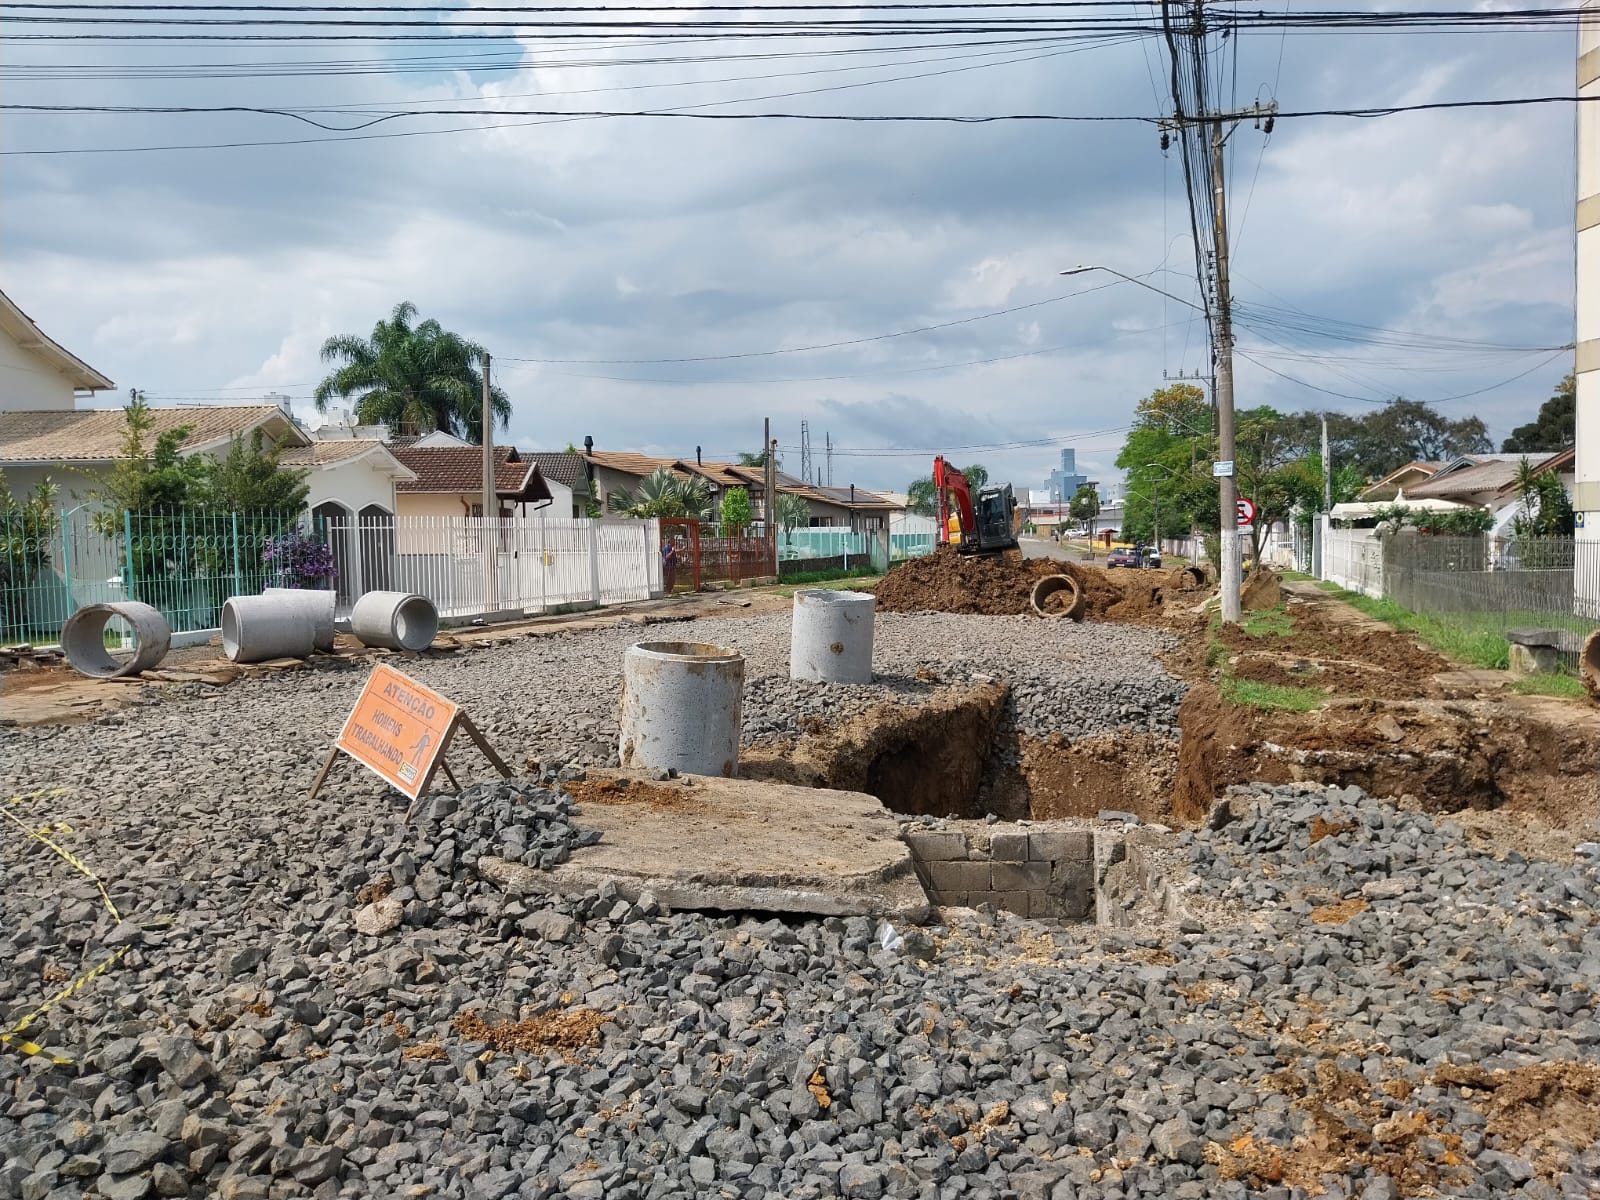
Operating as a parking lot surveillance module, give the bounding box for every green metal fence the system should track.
[0,506,303,646]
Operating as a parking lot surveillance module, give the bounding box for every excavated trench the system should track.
[741,681,1182,824]
[742,675,1600,834]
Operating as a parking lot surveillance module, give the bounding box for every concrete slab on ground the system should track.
[478,771,930,920]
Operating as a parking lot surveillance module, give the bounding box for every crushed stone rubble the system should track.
[1,606,1592,1198]
[2,687,1598,1200]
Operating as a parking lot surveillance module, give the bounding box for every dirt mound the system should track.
[1171,682,1600,829]
[873,547,1196,624]
[1240,569,1282,610]
[873,547,1060,615]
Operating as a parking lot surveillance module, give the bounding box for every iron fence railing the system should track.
[1,507,664,647]
[1378,535,1600,671]
[0,506,302,646]
[1314,529,1600,674]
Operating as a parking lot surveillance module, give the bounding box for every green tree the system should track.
[91,393,206,533]
[607,468,712,520]
[1511,455,1575,541]
[720,486,754,535]
[1133,382,1210,437]
[1503,374,1576,453]
[960,463,989,490]
[314,301,509,441]
[198,430,310,512]
[0,472,59,638]
[1337,399,1490,478]
[737,447,778,468]
[1068,484,1100,530]
[774,491,810,541]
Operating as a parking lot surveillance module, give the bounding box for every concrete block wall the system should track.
[904,825,1096,919]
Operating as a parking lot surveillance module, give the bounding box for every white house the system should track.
[0,289,409,520]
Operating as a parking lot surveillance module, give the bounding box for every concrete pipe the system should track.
[222,595,317,663]
[1582,629,1600,701]
[618,640,744,777]
[60,601,171,679]
[790,588,876,684]
[350,590,439,652]
[263,586,337,652]
[1178,565,1208,592]
[1030,574,1085,620]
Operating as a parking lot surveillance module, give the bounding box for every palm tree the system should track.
[607,469,713,519]
[314,301,510,440]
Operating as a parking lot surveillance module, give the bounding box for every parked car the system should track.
[1143,547,1162,569]
[1106,546,1139,568]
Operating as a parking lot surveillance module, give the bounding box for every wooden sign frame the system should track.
[308,662,511,809]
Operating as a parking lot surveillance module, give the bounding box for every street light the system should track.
[1060,266,1209,314]
[1145,461,1175,560]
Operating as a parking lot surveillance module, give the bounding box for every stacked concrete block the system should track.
[904,825,1096,919]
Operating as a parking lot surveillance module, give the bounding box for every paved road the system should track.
[1019,536,1094,562]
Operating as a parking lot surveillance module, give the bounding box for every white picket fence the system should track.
[322,514,661,620]
[1322,524,1384,598]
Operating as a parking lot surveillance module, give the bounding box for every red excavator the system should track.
[934,456,1020,555]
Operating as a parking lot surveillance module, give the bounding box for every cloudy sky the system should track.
[0,3,1579,495]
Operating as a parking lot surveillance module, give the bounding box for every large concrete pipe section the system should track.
[222,595,317,663]
[1582,629,1600,701]
[61,601,171,678]
[350,590,439,652]
[790,588,876,684]
[618,640,744,777]
[263,586,337,652]
[1030,574,1084,620]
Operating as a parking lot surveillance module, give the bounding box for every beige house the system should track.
[583,446,895,530]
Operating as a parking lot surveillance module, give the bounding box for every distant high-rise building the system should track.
[1060,448,1076,476]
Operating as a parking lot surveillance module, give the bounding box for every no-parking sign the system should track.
[1236,497,1257,527]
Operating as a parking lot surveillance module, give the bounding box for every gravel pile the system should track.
[5,698,1598,1200]
[78,610,1181,781]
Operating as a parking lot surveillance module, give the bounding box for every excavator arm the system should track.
[934,456,976,547]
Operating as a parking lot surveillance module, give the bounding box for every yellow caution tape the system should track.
[0,945,128,1063]
[1,802,120,921]
[1,788,129,1065]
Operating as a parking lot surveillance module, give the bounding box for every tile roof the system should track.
[810,484,897,509]
[1407,453,1561,499]
[0,404,302,463]
[585,449,895,509]
[280,439,417,479]
[520,450,589,494]
[392,445,552,501]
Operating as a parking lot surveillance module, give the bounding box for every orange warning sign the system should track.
[335,663,460,800]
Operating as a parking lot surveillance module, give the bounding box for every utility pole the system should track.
[481,351,498,613]
[763,419,777,573]
[1157,0,1273,624]
[1320,415,1332,511]
[1210,120,1242,623]
[825,433,834,487]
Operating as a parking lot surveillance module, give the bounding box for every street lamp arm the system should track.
[1060,265,1210,316]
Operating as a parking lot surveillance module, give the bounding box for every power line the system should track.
[500,278,1126,365]
[9,93,1597,158]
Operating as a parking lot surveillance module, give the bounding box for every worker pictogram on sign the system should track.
[1236,497,1257,527]
[308,662,511,810]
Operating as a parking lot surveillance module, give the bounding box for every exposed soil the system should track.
[1432,1062,1600,1185]
[872,546,1201,625]
[1213,1059,1475,1196]
[1171,681,1600,830]
[985,731,1179,822]
[453,1007,609,1059]
[564,776,709,814]
[741,682,1010,817]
